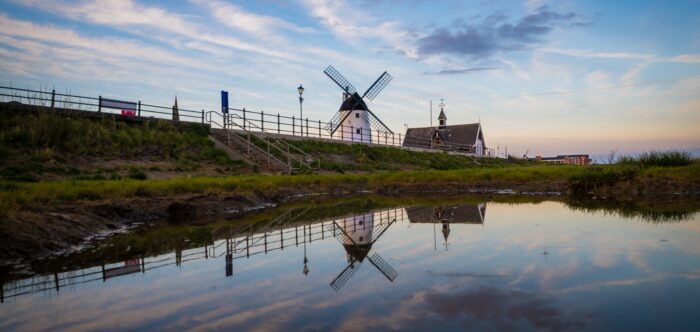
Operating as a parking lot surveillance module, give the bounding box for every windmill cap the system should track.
[339,92,368,111]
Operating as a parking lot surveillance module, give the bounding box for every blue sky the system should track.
[0,0,698,157]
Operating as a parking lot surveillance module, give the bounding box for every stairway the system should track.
[210,129,291,173]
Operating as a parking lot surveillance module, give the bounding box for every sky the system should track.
[0,0,698,158]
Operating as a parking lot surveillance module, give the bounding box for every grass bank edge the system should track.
[2,164,697,210]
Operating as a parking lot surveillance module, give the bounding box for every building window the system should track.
[355,113,359,118]
[356,128,361,134]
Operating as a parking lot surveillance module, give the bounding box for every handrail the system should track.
[227,112,315,165]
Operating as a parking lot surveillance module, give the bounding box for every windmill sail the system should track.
[362,71,393,101]
[330,260,362,291]
[367,253,398,282]
[324,65,357,94]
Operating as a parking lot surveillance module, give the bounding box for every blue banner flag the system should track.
[221,90,229,114]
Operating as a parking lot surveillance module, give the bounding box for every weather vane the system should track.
[438,98,445,109]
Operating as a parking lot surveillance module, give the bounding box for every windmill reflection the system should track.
[328,211,399,291]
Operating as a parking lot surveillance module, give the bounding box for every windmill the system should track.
[327,213,398,291]
[323,65,394,143]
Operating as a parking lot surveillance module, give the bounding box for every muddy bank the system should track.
[1,177,698,264]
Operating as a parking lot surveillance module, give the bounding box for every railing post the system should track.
[292,116,295,136]
[50,89,55,108]
[98,96,102,113]
[137,101,141,117]
[341,125,344,140]
[277,113,280,134]
[243,108,246,130]
[261,111,264,132]
[201,109,204,124]
[318,120,321,138]
[351,126,354,142]
[399,133,402,145]
[306,118,309,137]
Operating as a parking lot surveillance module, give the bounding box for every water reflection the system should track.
[1,199,699,331]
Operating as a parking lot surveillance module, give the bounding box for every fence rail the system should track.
[0,85,496,157]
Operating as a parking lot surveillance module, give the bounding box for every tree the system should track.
[607,150,617,164]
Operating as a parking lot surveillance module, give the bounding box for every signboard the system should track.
[221,90,229,114]
[121,109,136,117]
[102,259,142,279]
[100,98,137,112]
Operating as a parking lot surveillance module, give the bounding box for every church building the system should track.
[402,106,486,156]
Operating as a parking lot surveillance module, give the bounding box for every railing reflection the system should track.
[0,203,492,302]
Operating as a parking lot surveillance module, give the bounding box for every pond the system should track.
[1,197,699,331]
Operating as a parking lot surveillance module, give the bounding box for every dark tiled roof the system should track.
[405,204,486,224]
[403,123,482,148]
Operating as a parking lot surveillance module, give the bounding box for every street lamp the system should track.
[297,84,304,136]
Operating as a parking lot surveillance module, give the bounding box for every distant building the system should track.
[534,154,591,165]
[403,107,486,156]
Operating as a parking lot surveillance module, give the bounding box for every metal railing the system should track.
[0,85,205,122]
[0,85,496,157]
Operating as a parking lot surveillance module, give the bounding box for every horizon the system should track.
[0,0,698,157]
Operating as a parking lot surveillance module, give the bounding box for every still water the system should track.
[1,198,700,331]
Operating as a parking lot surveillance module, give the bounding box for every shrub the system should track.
[128,169,148,180]
[617,150,694,167]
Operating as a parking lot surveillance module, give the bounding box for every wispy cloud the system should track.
[11,0,295,59]
[193,0,317,41]
[301,0,419,58]
[423,67,500,75]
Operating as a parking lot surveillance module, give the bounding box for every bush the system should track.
[617,150,694,167]
[568,166,640,194]
[128,169,148,180]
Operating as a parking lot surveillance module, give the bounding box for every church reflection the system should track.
[405,203,487,250]
[0,203,487,303]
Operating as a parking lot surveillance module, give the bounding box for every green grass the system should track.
[0,106,246,180]
[283,139,529,171]
[617,150,694,167]
[2,164,697,215]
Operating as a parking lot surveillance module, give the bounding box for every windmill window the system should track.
[356,129,361,134]
[359,236,364,241]
[355,113,359,118]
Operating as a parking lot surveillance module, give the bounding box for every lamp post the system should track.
[297,84,304,136]
[303,231,309,277]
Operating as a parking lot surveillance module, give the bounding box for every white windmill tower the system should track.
[323,65,394,143]
[327,213,398,291]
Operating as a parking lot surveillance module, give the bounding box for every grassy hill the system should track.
[0,103,248,181]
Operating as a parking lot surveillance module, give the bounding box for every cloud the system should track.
[301,0,419,58]
[193,0,317,40]
[539,48,657,61]
[10,0,295,59]
[422,287,586,331]
[670,54,700,64]
[423,67,501,75]
[417,6,586,59]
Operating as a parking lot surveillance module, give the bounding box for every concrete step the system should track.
[209,130,290,173]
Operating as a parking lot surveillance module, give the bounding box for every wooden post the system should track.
[243,108,246,130]
[98,96,102,113]
[201,109,204,124]
[399,133,402,145]
[261,111,264,131]
[277,113,280,133]
[306,118,309,137]
[292,116,295,136]
[50,89,55,108]
[351,126,354,142]
[318,120,321,138]
[137,101,141,117]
